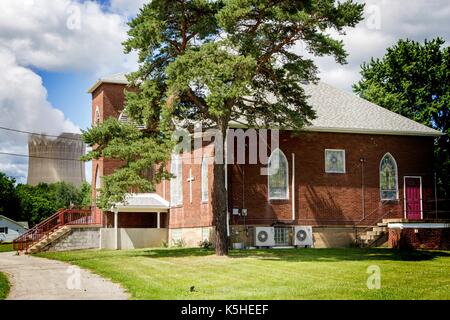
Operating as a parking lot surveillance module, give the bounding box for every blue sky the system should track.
[0,0,449,185]
[39,70,93,132]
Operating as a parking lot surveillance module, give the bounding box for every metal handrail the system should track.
[13,209,96,252]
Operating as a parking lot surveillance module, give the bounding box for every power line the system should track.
[0,126,83,141]
[0,152,85,162]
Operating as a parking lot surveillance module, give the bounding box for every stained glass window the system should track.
[201,157,209,202]
[268,149,289,200]
[325,149,346,173]
[170,154,183,206]
[95,166,101,201]
[380,153,398,200]
[94,106,100,126]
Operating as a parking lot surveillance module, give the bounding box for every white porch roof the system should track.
[113,193,170,213]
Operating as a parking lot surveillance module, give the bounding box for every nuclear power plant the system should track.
[27,133,86,187]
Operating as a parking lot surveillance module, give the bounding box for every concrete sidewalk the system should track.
[0,252,129,300]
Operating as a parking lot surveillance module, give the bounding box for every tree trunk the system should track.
[212,121,229,256]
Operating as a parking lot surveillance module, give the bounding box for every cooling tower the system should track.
[27,133,86,187]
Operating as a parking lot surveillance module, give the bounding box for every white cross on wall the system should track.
[187,168,195,204]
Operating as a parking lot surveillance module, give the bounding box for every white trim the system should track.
[388,223,449,229]
[201,156,209,203]
[170,154,183,207]
[292,153,296,220]
[403,176,423,220]
[268,148,290,201]
[380,152,399,201]
[325,149,346,174]
[157,212,161,229]
[88,79,128,94]
[228,122,443,137]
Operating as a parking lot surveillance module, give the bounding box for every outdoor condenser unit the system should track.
[293,226,314,248]
[254,227,275,247]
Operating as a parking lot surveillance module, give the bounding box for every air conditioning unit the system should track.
[294,226,314,248]
[254,227,275,247]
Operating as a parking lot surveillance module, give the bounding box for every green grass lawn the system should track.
[0,272,10,300]
[0,243,14,253]
[37,248,450,300]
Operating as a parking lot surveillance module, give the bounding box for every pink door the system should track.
[405,177,422,220]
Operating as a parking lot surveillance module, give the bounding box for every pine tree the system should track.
[83,0,364,256]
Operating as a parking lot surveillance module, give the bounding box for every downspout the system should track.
[360,157,366,220]
[434,172,438,219]
[225,132,230,237]
[292,153,296,221]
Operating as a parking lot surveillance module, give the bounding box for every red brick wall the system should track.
[91,84,128,219]
[388,228,450,250]
[155,144,215,229]
[228,131,435,227]
[91,83,436,230]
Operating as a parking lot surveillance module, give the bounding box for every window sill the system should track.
[269,198,290,203]
[381,199,400,204]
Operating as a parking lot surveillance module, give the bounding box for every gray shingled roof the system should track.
[90,73,441,137]
[301,82,441,136]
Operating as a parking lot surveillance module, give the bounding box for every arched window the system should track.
[95,165,101,200]
[380,153,398,200]
[268,149,289,200]
[118,111,146,130]
[201,156,209,202]
[170,154,183,206]
[94,106,100,126]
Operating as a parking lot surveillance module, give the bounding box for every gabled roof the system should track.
[88,72,128,93]
[89,73,442,137]
[300,82,441,137]
[113,193,170,212]
[0,215,29,229]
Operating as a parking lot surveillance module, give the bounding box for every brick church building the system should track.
[88,73,441,249]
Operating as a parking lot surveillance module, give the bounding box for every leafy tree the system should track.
[353,38,450,197]
[79,182,92,208]
[14,181,91,226]
[0,173,20,221]
[82,0,364,255]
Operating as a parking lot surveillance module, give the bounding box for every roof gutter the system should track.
[87,79,129,94]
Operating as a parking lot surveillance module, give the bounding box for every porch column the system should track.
[157,212,161,229]
[113,208,119,250]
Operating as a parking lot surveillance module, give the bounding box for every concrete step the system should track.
[373,227,387,233]
[28,226,71,253]
[367,230,386,237]
[382,218,403,224]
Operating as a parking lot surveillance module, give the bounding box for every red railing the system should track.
[13,209,101,252]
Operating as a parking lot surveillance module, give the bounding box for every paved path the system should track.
[0,252,129,300]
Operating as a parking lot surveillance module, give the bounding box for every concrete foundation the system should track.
[100,228,168,250]
[43,227,100,252]
[169,227,215,247]
[229,225,365,248]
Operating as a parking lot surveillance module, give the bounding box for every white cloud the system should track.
[299,0,450,92]
[0,0,137,75]
[0,0,142,182]
[0,48,80,182]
